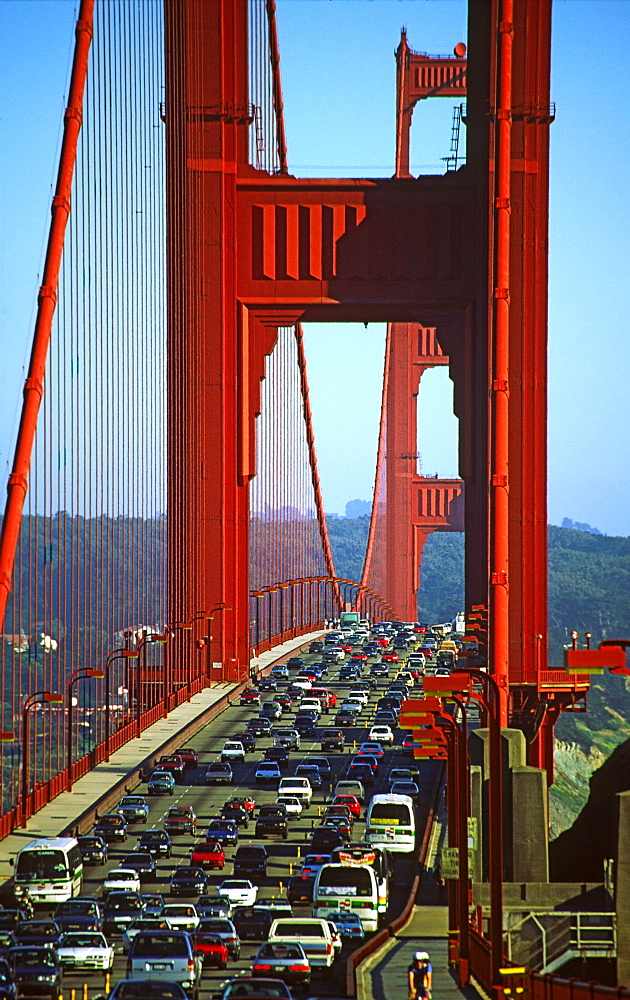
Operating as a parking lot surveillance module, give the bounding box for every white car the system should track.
[341,699,363,715]
[221,740,245,763]
[218,879,258,906]
[326,648,345,662]
[300,698,322,716]
[103,868,142,896]
[160,903,200,931]
[57,931,114,972]
[369,724,394,745]
[292,677,312,691]
[348,689,369,704]
[275,795,303,817]
[271,665,289,679]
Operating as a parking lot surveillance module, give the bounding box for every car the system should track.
[255,761,282,785]
[253,940,311,990]
[388,767,414,785]
[106,980,189,999]
[240,687,261,706]
[234,844,268,879]
[94,812,128,842]
[247,718,273,737]
[286,874,316,904]
[263,746,290,769]
[348,688,369,704]
[381,652,399,662]
[295,764,322,788]
[147,770,176,795]
[57,930,114,972]
[255,805,288,840]
[370,662,389,676]
[197,917,240,960]
[233,730,256,752]
[190,841,225,870]
[300,854,331,877]
[258,677,277,691]
[274,728,300,750]
[339,665,359,681]
[157,755,186,783]
[231,905,273,942]
[275,693,293,711]
[102,893,144,935]
[390,780,421,803]
[285,683,305,700]
[10,919,62,948]
[221,802,250,828]
[138,829,173,858]
[120,852,158,883]
[353,752,379,772]
[292,677,312,692]
[164,805,197,836]
[346,762,374,787]
[225,795,256,816]
[205,762,234,785]
[54,898,102,933]
[270,665,289,680]
[77,835,108,866]
[298,697,322,717]
[319,816,351,840]
[333,779,365,802]
[341,698,363,715]
[103,868,142,897]
[306,756,332,780]
[174,747,199,769]
[324,803,354,825]
[369,724,394,744]
[309,827,345,852]
[320,728,344,751]
[260,701,282,721]
[401,733,416,756]
[310,687,336,711]
[117,795,150,823]
[334,709,356,727]
[141,894,166,917]
[126,930,202,993]
[275,795,302,817]
[294,713,317,735]
[331,794,361,817]
[359,741,385,758]
[197,896,233,920]
[122,917,174,954]
[308,642,324,654]
[221,740,246,763]
[7,946,62,999]
[277,776,312,806]
[217,979,294,1000]
[374,710,398,727]
[159,904,200,933]
[193,929,229,968]
[169,867,208,897]
[217,880,258,907]
[205,820,238,846]
[287,657,305,669]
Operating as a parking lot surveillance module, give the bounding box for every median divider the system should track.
[344,761,446,998]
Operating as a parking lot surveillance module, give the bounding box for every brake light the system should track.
[254,964,272,971]
[325,943,332,954]
[289,964,310,971]
[188,959,195,972]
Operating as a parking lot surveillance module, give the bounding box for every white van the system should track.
[313,863,380,931]
[365,793,416,853]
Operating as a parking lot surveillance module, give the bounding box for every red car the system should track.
[419,646,433,659]
[381,652,398,663]
[193,930,229,968]
[240,687,261,706]
[376,638,389,648]
[340,644,353,653]
[351,651,368,662]
[331,794,361,817]
[275,693,293,710]
[190,840,226,869]
[174,747,199,769]
[157,754,186,782]
[310,687,336,710]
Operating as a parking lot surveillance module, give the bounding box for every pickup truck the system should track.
[255,804,288,840]
[267,917,336,968]
[117,795,149,823]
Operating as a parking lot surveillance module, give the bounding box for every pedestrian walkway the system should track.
[0,629,324,883]
[357,904,487,1000]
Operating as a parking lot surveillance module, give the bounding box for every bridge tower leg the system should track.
[165,0,251,680]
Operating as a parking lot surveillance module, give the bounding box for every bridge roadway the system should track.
[0,630,486,1000]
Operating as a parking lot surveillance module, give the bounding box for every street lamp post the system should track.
[104,648,138,762]
[21,691,64,826]
[135,631,168,738]
[67,669,104,792]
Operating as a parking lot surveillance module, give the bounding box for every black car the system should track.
[309,827,345,852]
[231,905,273,941]
[122,852,158,882]
[286,874,316,904]
[294,713,317,735]
[77,835,108,866]
[307,756,332,780]
[263,746,290,770]
[53,898,102,934]
[220,803,249,827]
[346,762,375,787]
[255,805,288,840]
[374,710,398,727]
[102,893,144,935]
[286,657,305,669]
[94,813,128,843]
[233,845,268,878]
[334,710,357,727]
[285,684,305,701]
[246,718,272,737]
[7,947,62,1000]
[169,866,208,897]
[233,730,257,752]
[0,911,28,950]
[339,665,359,680]
[308,643,324,654]
[138,829,173,858]
[258,677,277,692]
[320,729,344,752]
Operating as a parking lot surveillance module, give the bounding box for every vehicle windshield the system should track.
[369,803,412,825]
[61,934,104,947]
[10,948,57,967]
[15,850,68,882]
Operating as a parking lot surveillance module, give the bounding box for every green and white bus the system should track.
[13,837,83,904]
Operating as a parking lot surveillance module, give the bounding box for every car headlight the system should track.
[36,974,56,982]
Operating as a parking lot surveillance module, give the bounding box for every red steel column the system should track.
[165,0,250,680]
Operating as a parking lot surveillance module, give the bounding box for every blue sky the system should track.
[1,1,629,535]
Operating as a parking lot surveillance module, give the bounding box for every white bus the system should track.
[331,844,392,916]
[365,793,416,854]
[13,837,83,904]
[312,863,380,932]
